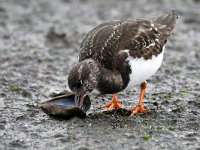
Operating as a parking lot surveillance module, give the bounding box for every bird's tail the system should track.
[152,10,179,30]
[151,10,179,40]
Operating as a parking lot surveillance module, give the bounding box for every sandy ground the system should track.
[0,0,200,149]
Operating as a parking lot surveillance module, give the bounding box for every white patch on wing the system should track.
[78,65,83,73]
[151,23,158,31]
[122,49,130,55]
[146,42,155,48]
[126,46,165,89]
[151,23,155,27]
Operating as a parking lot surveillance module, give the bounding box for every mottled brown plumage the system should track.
[79,10,178,67]
[68,10,178,112]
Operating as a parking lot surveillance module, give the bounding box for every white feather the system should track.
[126,46,165,89]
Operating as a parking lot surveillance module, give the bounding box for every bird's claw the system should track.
[101,100,122,109]
[130,105,148,116]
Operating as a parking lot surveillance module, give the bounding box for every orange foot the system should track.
[130,105,148,116]
[101,94,122,109]
[129,81,148,116]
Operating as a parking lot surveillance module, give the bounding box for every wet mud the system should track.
[0,0,200,149]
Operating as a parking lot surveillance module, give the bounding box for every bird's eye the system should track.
[76,79,82,89]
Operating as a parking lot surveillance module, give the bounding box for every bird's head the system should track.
[68,59,100,108]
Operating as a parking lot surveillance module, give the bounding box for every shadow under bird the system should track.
[68,10,178,116]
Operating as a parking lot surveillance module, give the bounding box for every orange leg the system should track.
[130,82,148,116]
[101,94,122,109]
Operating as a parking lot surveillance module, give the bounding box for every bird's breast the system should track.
[126,46,165,89]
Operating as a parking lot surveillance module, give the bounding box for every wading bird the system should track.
[68,10,178,116]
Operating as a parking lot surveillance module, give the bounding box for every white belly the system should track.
[127,47,165,89]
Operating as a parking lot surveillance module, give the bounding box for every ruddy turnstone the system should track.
[68,10,178,116]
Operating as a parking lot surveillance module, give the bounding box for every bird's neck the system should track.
[94,64,124,94]
[84,58,129,94]
[85,58,130,94]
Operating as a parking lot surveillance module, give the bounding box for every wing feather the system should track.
[79,10,178,68]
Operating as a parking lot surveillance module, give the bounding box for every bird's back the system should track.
[79,10,178,70]
[79,20,126,69]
